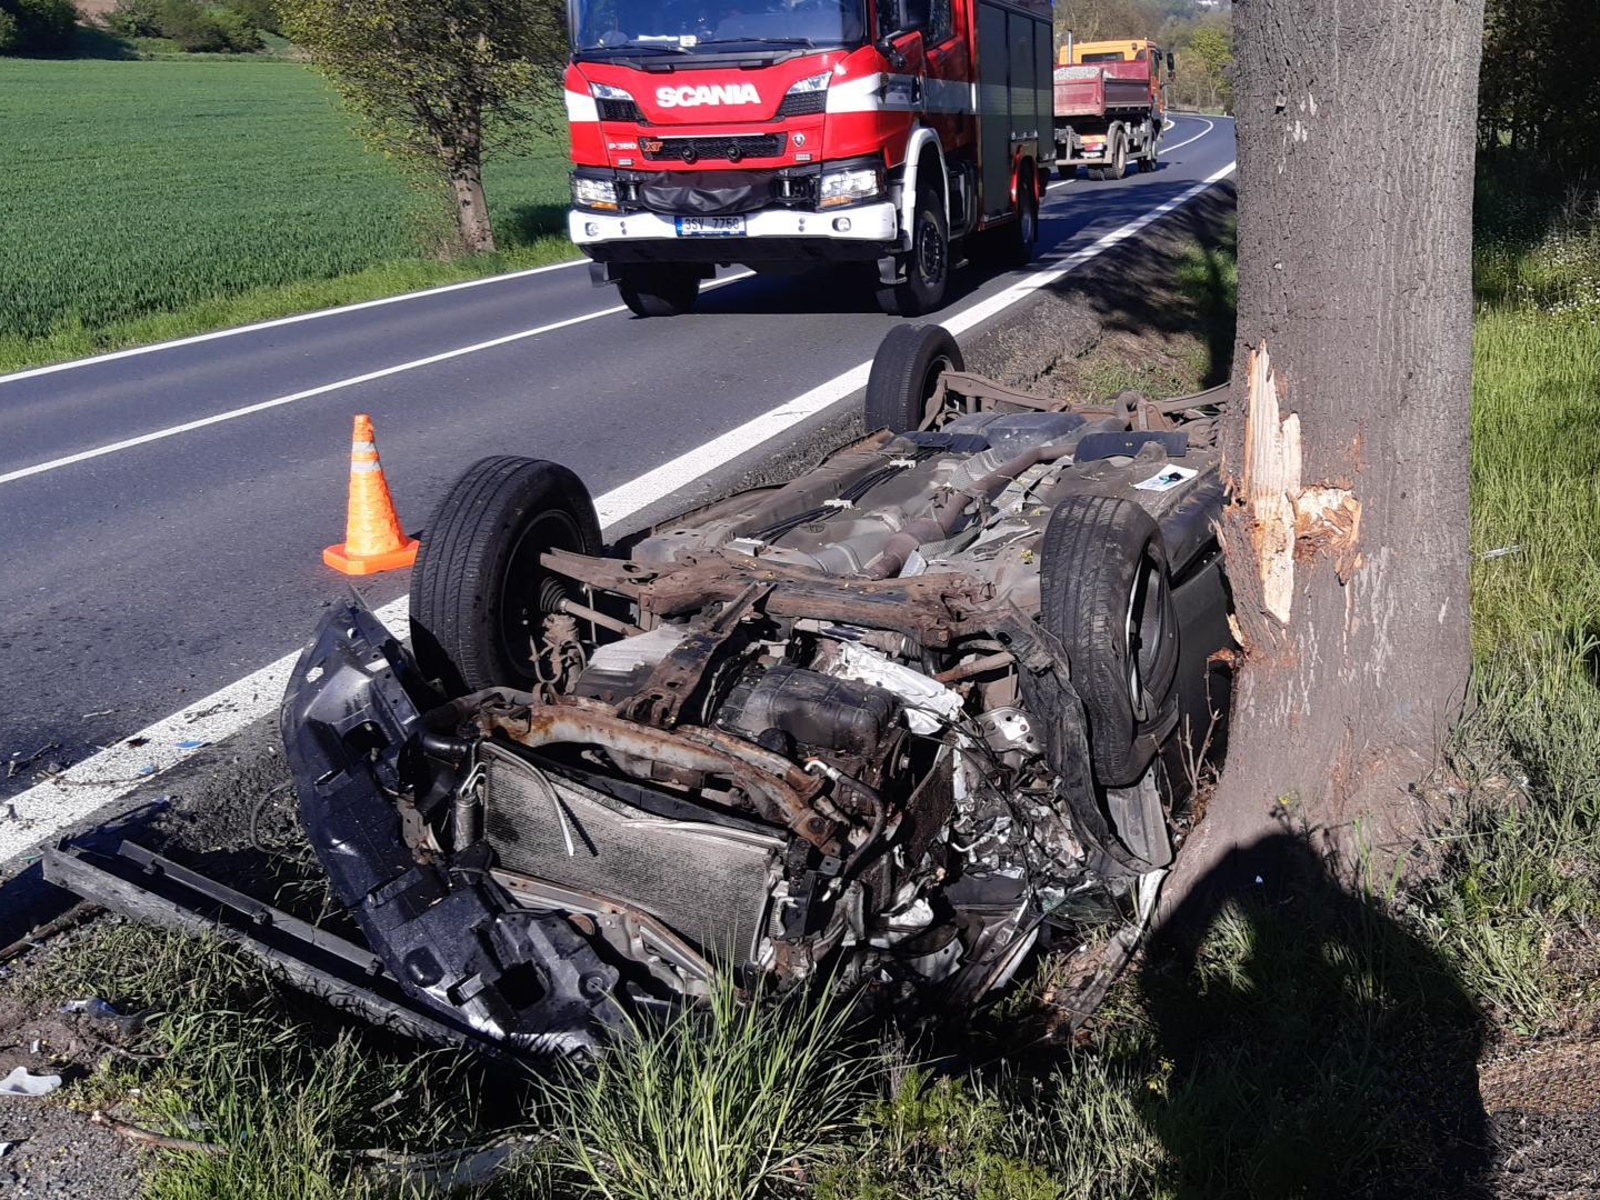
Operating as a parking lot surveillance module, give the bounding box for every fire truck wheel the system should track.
[618,266,701,318]
[877,184,949,316]
[863,322,964,433]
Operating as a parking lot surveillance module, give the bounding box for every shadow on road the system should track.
[1136,831,1489,1198]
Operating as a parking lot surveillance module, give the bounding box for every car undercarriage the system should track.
[273,324,1236,1055]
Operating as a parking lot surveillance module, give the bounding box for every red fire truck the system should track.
[563,0,1054,317]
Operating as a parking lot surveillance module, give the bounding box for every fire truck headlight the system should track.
[572,175,620,211]
[818,165,883,209]
[786,72,831,95]
[589,82,636,102]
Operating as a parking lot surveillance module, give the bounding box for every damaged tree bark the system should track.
[1174,0,1485,888]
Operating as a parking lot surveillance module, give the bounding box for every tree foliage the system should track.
[278,0,566,251]
[1479,0,1599,171]
[0,0,77,55]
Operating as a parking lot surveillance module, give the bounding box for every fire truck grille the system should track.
[642,134,787,163]
[776,90,827,117]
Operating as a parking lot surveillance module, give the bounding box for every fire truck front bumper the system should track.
[569,201,900,265]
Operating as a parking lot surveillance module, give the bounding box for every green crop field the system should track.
[0,59,573,368]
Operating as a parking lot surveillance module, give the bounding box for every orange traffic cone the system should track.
[322,414,420,576]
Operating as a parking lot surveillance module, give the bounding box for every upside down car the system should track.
[281,324,1235,1056]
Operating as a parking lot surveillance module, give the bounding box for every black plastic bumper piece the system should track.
[279,600,621,1057]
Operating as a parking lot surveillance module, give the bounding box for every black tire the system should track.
[1057,163,1075,182]
[618,265,700,317]
[876,184,949,317]
[1039,494,1180,787]
[1139,121,1160,171]
[1105,132,1128,180]
[1086,167,1106,182]
[997,165,1039,269]
[864,323,964,433]
[410,456,602,697]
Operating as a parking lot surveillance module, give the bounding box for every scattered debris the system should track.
[90,1111,223,1156]
[0,901,103,966]
[6,742,61,779]
[0,1066,63,1097]
[61,997,146,1036]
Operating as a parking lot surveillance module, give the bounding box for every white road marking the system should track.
[0,257,588,387]
[1,156,1236,865]
[0,270,754,488]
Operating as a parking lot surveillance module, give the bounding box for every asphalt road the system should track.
[0,116,1235,799]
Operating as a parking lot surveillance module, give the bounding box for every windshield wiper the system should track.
[579,40,692,55]
[697,36,817,48]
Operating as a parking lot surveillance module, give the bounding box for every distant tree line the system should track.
[0,0,76,54]
[100,0,280,53]
[1479,0,1599,171]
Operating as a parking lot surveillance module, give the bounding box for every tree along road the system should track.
[0,117,1234,829]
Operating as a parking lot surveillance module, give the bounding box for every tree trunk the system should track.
[1173,0,1485,889]
[451,168,496,254]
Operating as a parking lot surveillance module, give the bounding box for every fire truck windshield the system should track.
[573,0,867,54]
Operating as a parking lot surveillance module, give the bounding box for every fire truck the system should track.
[563,0,1054,317]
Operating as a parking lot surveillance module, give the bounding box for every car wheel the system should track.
[619,266,700,317]
[864,323,964,433]
[877,184,949,317]
[1039,494,1180,786]
[410,456,602,697]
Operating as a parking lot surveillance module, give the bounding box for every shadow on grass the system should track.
[499,201,570,249]
[1138,831,1489,1199]
[69,26,138,59]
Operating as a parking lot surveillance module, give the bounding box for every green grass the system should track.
[1410,167,1600,1036]
[0,59,575,372]
[6,921,514,1200]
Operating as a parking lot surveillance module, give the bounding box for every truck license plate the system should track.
[675,215,746,237]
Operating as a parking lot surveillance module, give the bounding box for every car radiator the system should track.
[480,742,781,962]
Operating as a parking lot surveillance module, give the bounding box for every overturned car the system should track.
[282,325,1234,1055]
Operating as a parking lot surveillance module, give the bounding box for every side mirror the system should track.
[1166,50,1175,74]
[875,34,907,70]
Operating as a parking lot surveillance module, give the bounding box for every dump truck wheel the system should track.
[997,164,1040,268]
[619,266,700,317]
[1139,121,1160,171]
[864,323,964,433]
[877,184,949,316]
[1057,163,1075,182]
[410,456,602,697]
[1040,494,1180,787]
[1106,133,1128,180]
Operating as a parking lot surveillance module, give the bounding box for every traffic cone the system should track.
[322,414,420,576]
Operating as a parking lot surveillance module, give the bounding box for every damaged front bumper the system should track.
[279,602,624,1056]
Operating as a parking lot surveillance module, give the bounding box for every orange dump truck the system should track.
[1053,37,1172,180]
